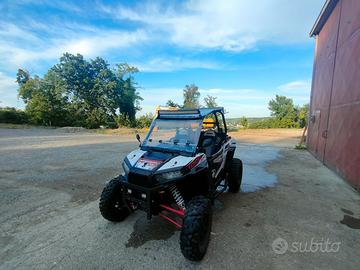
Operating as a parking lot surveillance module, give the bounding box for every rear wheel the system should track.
[99,177,130,222]
[180,196,212,261]
[228,158,243,193]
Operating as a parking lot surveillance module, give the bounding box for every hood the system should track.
[125,148,199,172]
[134,151,172,171]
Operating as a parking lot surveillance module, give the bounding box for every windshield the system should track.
[142,118,202,154]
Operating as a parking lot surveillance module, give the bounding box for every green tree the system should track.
[53,54,142,127]
[115,63,142,122]
[0,107,28,124]
[249,118,276,129]
[25,93,50,125]
[16,53,143,128]
[136,113,153,128]
[17,74,41,103]
[16,69,30,86]
[298,103,309,128]
[268,95,298,128]
[21,70,70,126]
[183,84,200,108]
[240,116,248,128]
[166,100,180,108]
[203,95,218,108]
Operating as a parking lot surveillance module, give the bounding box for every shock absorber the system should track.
[169,184,185,209]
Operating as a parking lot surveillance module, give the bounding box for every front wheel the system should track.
[228,158,243,193]
[180,196,212,261]
[99,177,130,222]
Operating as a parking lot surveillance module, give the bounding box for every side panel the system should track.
[212,139,231,178]
[309,0,360,190]
[308,3,341,161]
[324,0,360,190]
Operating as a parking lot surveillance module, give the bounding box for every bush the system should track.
[227,126,239,132]
[115,115,132,128]
[249,118,276,129]
[249,117,301,129]
[0,107,28,124]
[135,114,153,128]
[295,143,306,150]
[84,108,111,129]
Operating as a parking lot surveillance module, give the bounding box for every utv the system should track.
[99,107,243,261]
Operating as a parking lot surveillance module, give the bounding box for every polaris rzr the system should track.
[99,107,243,261]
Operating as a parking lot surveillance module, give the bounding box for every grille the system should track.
[128,172,157,188]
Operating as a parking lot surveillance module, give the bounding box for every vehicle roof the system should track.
[157,107,224,120]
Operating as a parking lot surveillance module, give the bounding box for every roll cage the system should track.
[142,107,228,156]
[156,107,228,134]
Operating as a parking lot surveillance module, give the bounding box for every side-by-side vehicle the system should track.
[99,107,243,261]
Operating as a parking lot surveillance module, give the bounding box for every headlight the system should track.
[123,162,130,175]
[156,171,182,181]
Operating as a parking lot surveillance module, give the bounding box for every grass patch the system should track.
[0,123,35,129]
[295,143,307,150]
[95,127,148,136]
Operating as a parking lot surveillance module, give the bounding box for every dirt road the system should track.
[0,128,359,270]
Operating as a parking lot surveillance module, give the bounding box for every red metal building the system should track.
[308,0,360,190]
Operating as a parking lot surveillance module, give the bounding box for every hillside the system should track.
[227,117,270,125]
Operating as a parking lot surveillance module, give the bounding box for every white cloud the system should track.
[4,0,83,14]
[0,0,323,73]
[0,22,40,42]
[0,20,217,73]
[0,1,318,111]
[276,80,311,106]
[102,0,324,52]
[139,87,184,108]
[133,57,220,72]
[278,80,311,92]
[60,30,148,57]
[200,88,274,117]
[0,72,16,93]
[0,72,22,108]
[0,22,148,71]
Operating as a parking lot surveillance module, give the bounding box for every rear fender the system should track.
[226,138,236,170]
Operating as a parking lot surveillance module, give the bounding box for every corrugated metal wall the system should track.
[308,0,360,190]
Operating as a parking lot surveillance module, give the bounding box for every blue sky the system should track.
[0,0,324,117]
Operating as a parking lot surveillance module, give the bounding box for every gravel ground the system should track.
[0,128,359,270]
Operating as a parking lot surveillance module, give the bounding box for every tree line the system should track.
[169,87,309,129]
[241,95,309,129]
[0,53,218,129]
[0,53,308,129]
[14,53,142,128]
[1,62,218,128]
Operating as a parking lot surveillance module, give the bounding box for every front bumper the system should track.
[119,175,164,219]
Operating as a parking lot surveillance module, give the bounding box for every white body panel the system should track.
[157,155,194,172]
[126,149,146,166]
[157,153,206,172]
[213,139,232,178]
